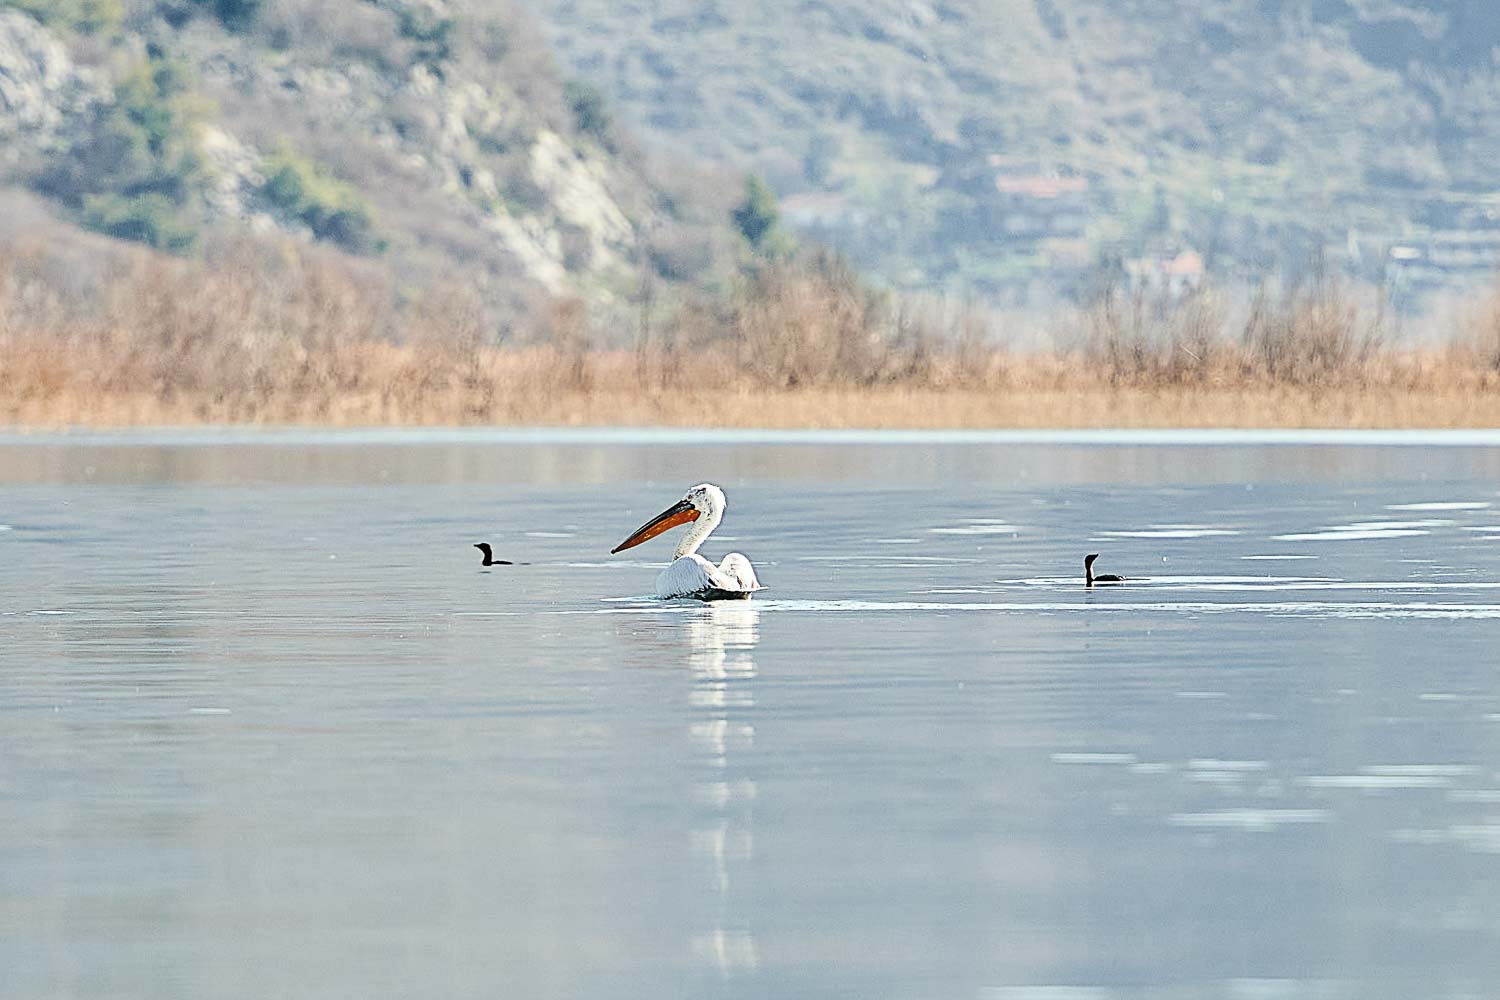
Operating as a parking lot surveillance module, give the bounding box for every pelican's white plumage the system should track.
[655,550,761,600]
[611,484,762,600]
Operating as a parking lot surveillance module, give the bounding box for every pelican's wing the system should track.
[656,554,718,599]
[656,554,759,600]
[717,553,762,592]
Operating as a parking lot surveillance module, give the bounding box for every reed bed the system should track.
[2,240,1499,429]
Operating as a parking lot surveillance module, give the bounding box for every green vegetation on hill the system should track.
[37,55,207,251]
[195,0,264,32]
[731,174,782,252]
[261,146,382,254]
[6,0,120,33]
[563,79,611,146]
[395,4,455,72]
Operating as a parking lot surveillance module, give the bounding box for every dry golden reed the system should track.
[2,239,1498,429]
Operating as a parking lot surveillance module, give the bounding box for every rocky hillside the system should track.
[529,0,1500,304]
[0,0,737,328]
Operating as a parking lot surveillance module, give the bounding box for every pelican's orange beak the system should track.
[611,498,699,553]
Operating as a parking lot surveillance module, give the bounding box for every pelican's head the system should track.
[611,483,725,554]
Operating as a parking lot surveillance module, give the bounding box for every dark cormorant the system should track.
[1085,553,1125,587]
[474,543,513,567]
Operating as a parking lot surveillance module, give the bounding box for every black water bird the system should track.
[1085,553,1125,587]
[474,543,514,566]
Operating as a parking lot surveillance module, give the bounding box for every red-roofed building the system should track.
[1125,249,1205,298]
[987,171,1090,240]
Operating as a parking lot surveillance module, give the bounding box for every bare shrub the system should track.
[1453,278,1500,374]
[634,292,725,392]
[1073,266,1394,389]
[944,299,1003,387]
[1077,284,1153,385]
[1241,272,1385,385]
[729,251,932,387]
[4,227,1499,428]
[537,298,593,392]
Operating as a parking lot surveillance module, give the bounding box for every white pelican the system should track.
[610,483,763,600]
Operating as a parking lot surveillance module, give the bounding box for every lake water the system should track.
[2,429,1499,1000]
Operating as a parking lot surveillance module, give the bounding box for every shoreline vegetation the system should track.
[3,240,1500,430]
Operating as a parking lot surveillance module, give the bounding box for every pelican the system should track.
[610,483,763,600]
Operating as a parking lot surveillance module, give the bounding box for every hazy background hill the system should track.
[532,0,1500,308]
[6,0,1500,329]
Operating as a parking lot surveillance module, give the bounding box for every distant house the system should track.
[917,155,1100,299]
[988,173,1090,240]
[1124,249,1205,298]
[1385,230,1500,304]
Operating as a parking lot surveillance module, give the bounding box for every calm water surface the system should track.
[2,430,1499,999]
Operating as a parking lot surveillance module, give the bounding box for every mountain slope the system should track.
[0,0,737,326]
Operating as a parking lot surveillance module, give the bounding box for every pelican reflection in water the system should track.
[685,602,760,976]
[611,484,763,600]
